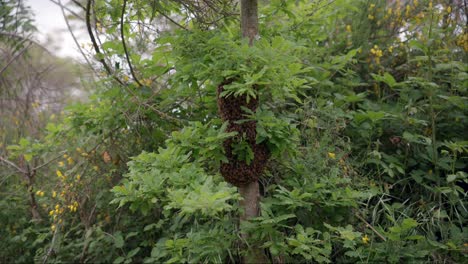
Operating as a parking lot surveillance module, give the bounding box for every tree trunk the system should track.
[239,1,266,263]
[241,0,259,45]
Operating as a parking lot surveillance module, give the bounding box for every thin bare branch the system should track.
[33,151,67,171]
[85,0,123,85]
[355,212,387,242]
[58,0,95,73]
[0,42,32,75]
[48,0,84,20]
[0,32,52,54]
[121,0,142,87]
[0,156,27,174]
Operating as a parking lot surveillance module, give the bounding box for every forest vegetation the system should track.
[0,0,467,263]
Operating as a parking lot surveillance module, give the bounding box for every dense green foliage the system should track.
[1,0,467,263]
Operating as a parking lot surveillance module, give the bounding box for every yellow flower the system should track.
[142,79,153,86]
[52,191,57,198]
[328,152,336,159]
[362,234,370,244]
[49,210,54,216]
[76,174,81,181]
[405,5,410,17]
[56,170,63,178]
[96,22,102,32]
[58,161,65,167]
[63,154,68,158]
[368,14,375,20]
[345,25,352,33]
[446,6,451,13]
[67,157,74,165]
[51,225,56,232]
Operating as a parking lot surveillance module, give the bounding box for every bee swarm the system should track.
[217,79,269,187]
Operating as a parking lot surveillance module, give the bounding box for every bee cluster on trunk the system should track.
[217,79,269,187]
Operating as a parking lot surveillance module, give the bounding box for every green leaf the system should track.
[446,174,457,183]
[23,153,33,162]
[114,232,124,248]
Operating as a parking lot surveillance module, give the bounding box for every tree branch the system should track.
[85,0,123,85]
[0,156,27,174]
[58,0,95,73]
[355,212,387,242]
[0,32,52,54]
[0,41,32,75]
[33,151,67,171]
[121,0,142,87]
[48,0,84,20]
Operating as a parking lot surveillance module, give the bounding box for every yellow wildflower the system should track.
[362,234,370,244]
[67,157,74,165]
[446,6,451,13]
[51,225,56,232]
[346,25,352,33]
[52,191,57,198]
[49,210,54,216]
[405,5,411,17]
[368,14,375,20]
[96,22,102,32]
[142,79,152,86]
[56,170,63,178]
[328,152,336,159]
[58,161,65,167]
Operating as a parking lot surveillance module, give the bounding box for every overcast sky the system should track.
[25,0,86,60]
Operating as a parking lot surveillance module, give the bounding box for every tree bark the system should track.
[241,0,259,45]
[239,1,266,263]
